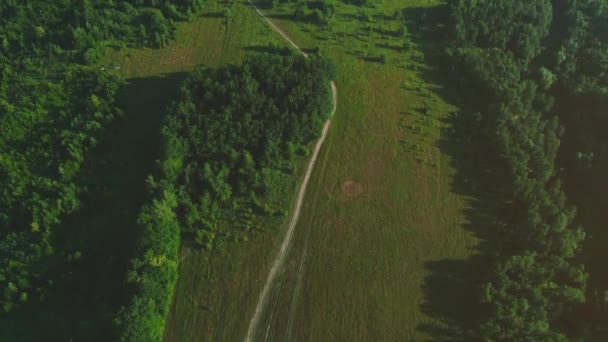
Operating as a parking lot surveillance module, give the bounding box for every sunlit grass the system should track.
[104,0,481,340]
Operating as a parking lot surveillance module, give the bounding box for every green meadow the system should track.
[103,0,485,340]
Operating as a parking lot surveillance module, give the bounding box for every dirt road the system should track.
[244,1,337,341]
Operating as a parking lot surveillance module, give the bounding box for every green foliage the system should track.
[480,253,577,341]
[0,62,124,313]
[294,0,336,26]
[115,52,335,341]
[348,0,371,7]
[551,0,608,94]
[445,0,601,339]
[0,0,204,337]
[546,1,608,335]
[166,53,334,242]
[0,0,203,63]
[449,0,553,65]
[115,186,180,342]
[538,67,557,90]
[398,19,408,38]
[379,53,387,64]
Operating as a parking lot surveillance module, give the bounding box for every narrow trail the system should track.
[244,1,337,341]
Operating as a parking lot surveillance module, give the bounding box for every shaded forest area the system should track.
[442,0,608,340]
[116,52,335,341]
[0,1,202,340]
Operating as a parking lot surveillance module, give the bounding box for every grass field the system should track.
[104,0,486,341]
[248,1,486,340]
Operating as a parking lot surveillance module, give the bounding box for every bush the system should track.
[115,188,180,341]
[379,53,387,64]
[294,4,307,21]
[445,1,591,338]
[115,52,336,341]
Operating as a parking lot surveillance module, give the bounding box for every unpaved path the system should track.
[244,1,337,341]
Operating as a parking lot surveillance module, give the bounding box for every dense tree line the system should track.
[547,0,608,335]
[163,52,334,247]
[444,0,608,339]
[116,52,335,341]
[258,0,336,25]
[1,0,204,62]
[115,185,181,341]
[0,0,204,338]
[293,0,336,26]
[0,58,124,314]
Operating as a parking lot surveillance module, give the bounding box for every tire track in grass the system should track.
[244,1,338,340]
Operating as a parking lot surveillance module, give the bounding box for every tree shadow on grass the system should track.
[418,257,490,341]
[200,11,225,18]
[559,110,608,337]
[401,5,505,341]
[373,27,401,38]
[402,5,453,100]
[244,45,283,54]
[2,72,189,341]
[376,42,402,52]
[243,0,273,10]
[243,45,295,55]
[418,117,503,341]
[416,108,504,341]
[338,12,363,22]
[361,55,386,64]
[266,13,296,21]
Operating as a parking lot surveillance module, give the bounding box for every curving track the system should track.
[244,1,337,341]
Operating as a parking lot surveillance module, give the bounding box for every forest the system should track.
[2,0,607,340]
[0,0,203,340]
[162,52,334,250]
[1,1,335,339]
[115,52,335,340]
[445,0,608,339]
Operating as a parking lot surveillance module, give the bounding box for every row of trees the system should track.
[258,0,337,26]
[0,0,205,339]
[294,1,336,26]
[115,185,181,341]
[164,52,334,247]
[0,60,124,314]
[116,52,335,340]
[0,0,205,62]
[548,0,608,335]
[444,0,606,339]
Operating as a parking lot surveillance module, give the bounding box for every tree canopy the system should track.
[115,52,335,341]
[0,0,205,339]
[445,0,607,338]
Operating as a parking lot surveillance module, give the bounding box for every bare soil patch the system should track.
[342,180,363,198]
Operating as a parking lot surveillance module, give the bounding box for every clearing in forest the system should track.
[105,0,486,340]
[244,1,485,340]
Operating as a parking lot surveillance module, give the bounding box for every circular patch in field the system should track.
[342,181,363,198]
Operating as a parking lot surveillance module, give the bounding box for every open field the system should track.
[102,3,289,76]
[105,0,487,341]
[247,1,488,340]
